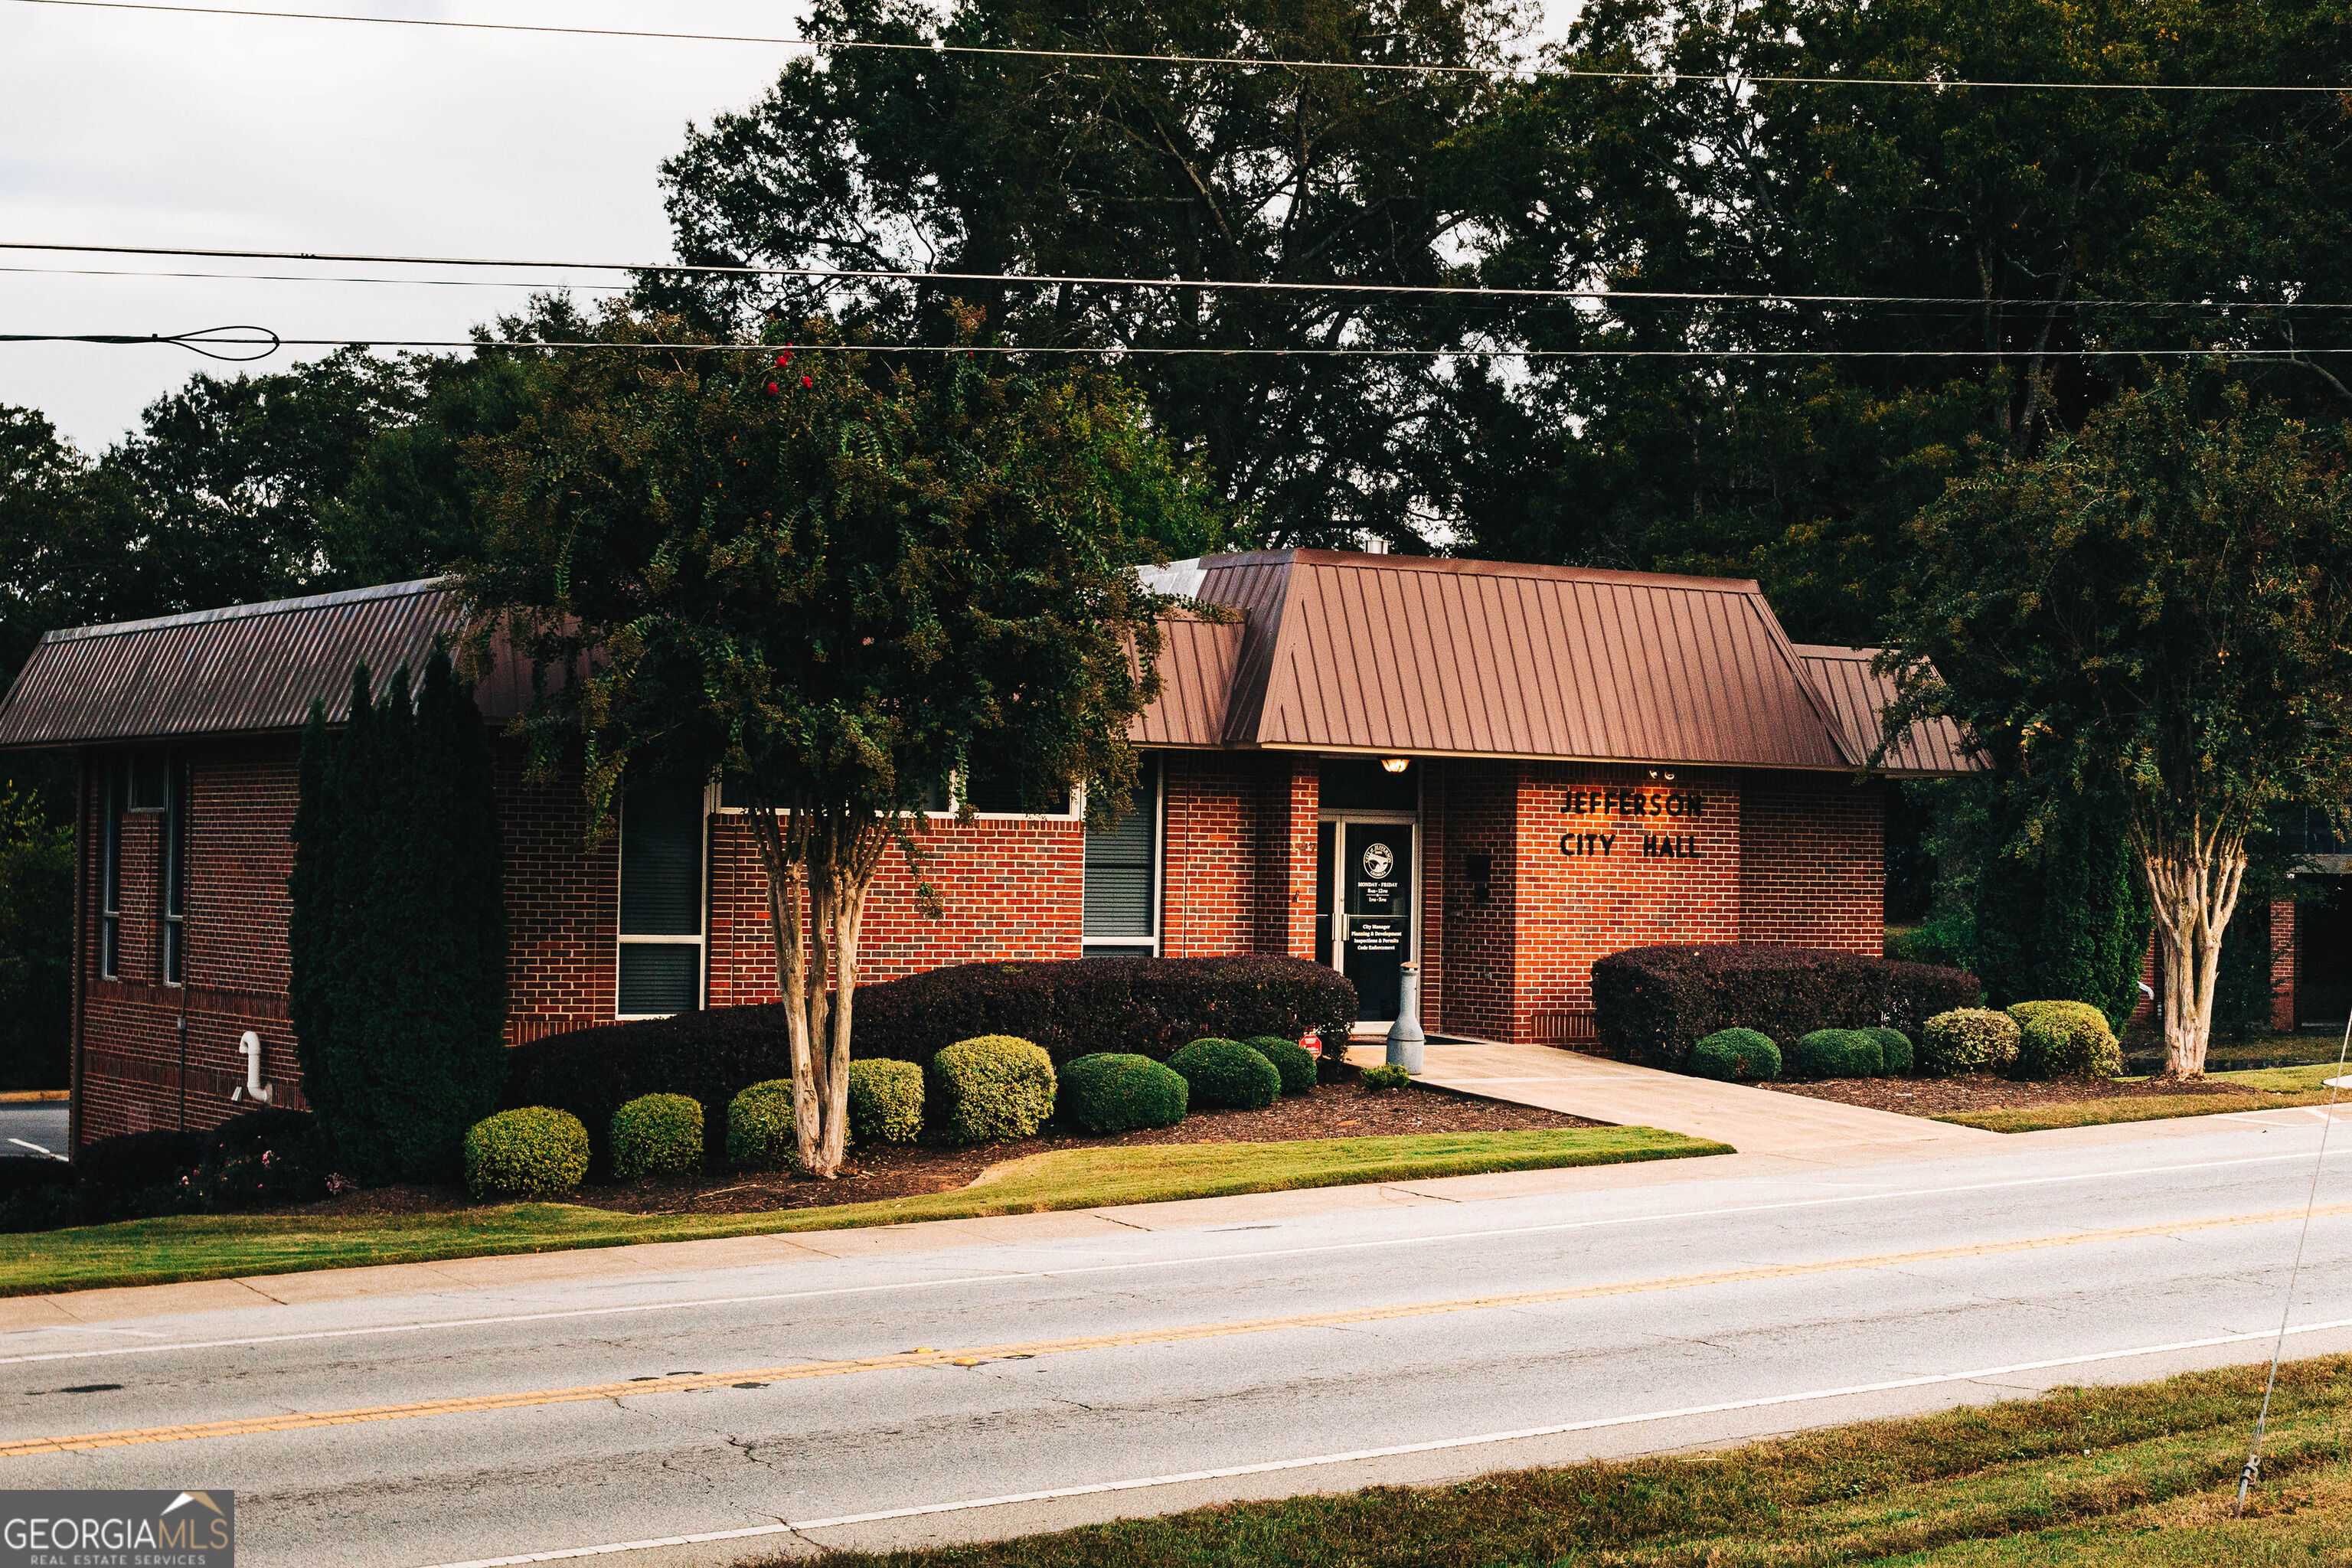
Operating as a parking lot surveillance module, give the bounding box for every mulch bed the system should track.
[296,1078,1602,1220]
[1766,1074,2246,1118]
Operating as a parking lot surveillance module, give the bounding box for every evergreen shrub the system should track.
[1685,1028,1781,1082]
[611,1093,704,1180]
[2007,1001,2123,1080]
[726,1080,798,1171]
[466,1107,590,1199]
[1168,1037,1281,1109]
[847,1059,924,1144]
[502,1004,791,1177]
[74,1129,211,1220]
[1360,1064,1413,1089]
[1863,1027,1915,1076]
[290,652,507,1184]
[1592,945,1979,1069]
[931,1036,1057,1144]
[850,956,1357,1067]
[1058,1054,1189,1132]
[1242,1034,1318,1095]
[1788,1029,1883,1080]
[1919,1008,2021,1076]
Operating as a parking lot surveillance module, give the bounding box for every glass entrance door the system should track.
[1319,819,1415,1021]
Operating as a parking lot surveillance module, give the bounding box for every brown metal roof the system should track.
[1792,644,1979,777]
[0,579,483,749]
[1128,615,1242,748]
[1190,550,1864,770]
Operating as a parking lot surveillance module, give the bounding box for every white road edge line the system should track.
[6,1144,2347,1367]
[413,1314,2352,1568]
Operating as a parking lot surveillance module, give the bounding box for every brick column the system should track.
[1255,756,1319,958]
[2271,897,2298,1032]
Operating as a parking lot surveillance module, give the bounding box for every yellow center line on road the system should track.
[7,1200,2345,1459]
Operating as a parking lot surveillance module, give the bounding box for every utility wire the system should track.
[0,263,632,292]
[0,325,279,360]
[2236,1027,2351,1516]
[14,0,2349,92]
[10,243,2352,315]
[8,330,2349,361]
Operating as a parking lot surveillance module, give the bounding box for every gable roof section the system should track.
[1191,551,1863,770]
[1792,644,1979,777]
[0,580,476,749]
[1127,614,1241,748]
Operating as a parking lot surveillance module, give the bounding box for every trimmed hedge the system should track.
[850,956,1357,1067]
[502,1004,789,1175]
[1168,1037,1282,1109]
[1919,1008,2021,1076]
[466,1107,590,1199]
[1686,1028,1781,1082]
[848,1059,925,1144]
[726,1080,798,1171]
[2009,1000,2123,1080]
[1243,1035,1318,1096]
[933,1036,1057,1144]
[1594,945,1980,1069]
[1059,1054,1190,1132]
[1788,1029,1884,1080]
[1863,1026,1916,1076]
[612,1093,704,1181]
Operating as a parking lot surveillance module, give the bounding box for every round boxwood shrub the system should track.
[611,1093,704,1181]
[1241,1035,1318,1096]
[1862,1026,1915,1076]
[848,1059,925,1144]
[1919,1008,2021,1076]
[1686,1028,1781,1082]
[726,1080,797,1171]
[1168,1037,1282,1110]
[466,1107,590,1200]
[2007,1000,2123,1080]
[932,1035,1057,1144]
[1059,1054,1189,1132]
[1788,1028,1883,1080]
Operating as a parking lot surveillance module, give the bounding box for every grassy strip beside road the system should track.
[803,1356,2352,1567]
[1936,1062,2347,1134]
[0,1126,1722,1298]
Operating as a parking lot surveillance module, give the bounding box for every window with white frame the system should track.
[616,777,707,1018]
[1082,755,1161,956]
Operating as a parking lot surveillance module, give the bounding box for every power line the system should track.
[0,263,631,292]
[9,243,2352,315]
[15,0,2348,93]
[6,329,2344,361]
[0,325,280,360]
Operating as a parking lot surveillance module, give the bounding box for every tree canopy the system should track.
[1883,371,2352,1072]
[460,307,1211,1173]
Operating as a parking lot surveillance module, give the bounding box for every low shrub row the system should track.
[1675,1001,2122,1085]
[1,1106,332,1233]
[1594,944,1980,1070]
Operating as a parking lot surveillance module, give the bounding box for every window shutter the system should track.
[1083,758,1158,939]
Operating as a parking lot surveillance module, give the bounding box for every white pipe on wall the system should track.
[230,1030,273,1104]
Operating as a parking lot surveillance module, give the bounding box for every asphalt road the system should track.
[0,1102,68,1160]
[3,1115,2349,1568]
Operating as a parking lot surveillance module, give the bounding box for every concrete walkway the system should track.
[1351,1036,2001,1169]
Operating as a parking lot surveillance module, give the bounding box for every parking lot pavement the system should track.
[0,1102,69,1160]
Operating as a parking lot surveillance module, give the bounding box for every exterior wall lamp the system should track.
[1380,756,1410,773]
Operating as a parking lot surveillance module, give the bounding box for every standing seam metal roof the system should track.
[1792,644,1978,776]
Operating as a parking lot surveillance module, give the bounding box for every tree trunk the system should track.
[746,803,880,1181]
[2141,829,2248,1079]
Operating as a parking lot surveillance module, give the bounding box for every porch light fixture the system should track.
[1380,756,1410,773]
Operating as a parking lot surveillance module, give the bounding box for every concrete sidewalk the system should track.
[1356,1036,2001,1168]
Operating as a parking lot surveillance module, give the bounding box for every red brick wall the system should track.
[1255,756,1319,959]
[1511,763,1745,1040]
[705,810,1085,1004]
[1436,760,1519,1040]
[1738,774,1886,951]
[1161,753,1263,957]
[497,746,615,1044]
[78,742,310,1143]
[2270,898,2296,1032]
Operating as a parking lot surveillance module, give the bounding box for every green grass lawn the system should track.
[1935,1061,2348,1134]
[0,1126,1724,1298]
[790,1355,2352,1567]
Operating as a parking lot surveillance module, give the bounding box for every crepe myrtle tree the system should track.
[460,306,1213,1175]
[1881,371,2352,1076]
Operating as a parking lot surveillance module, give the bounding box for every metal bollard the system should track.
[1386,962,1425,1074]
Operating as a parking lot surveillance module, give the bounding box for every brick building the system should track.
[4,550,1981,1147]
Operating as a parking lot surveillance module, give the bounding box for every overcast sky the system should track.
[2,1,1571,452]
